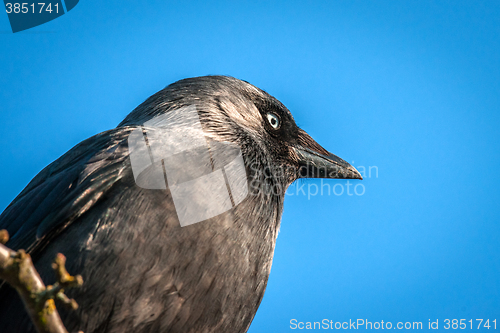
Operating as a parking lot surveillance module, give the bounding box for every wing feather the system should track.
[0,127,135,254]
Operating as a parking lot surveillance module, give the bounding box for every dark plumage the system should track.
[0,76,361,333]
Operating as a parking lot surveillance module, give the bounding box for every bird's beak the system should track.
[293,129,363,180]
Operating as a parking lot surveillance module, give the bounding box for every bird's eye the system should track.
[266,113,280,129]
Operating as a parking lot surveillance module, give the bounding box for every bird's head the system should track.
[120,76,362,202]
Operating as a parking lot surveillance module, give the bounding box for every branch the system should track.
[0,230,83,333]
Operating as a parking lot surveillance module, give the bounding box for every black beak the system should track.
[293,129,362,180]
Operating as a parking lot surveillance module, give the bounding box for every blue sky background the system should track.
[1,1,499,331]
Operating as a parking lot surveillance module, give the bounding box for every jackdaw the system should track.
[0,76,361,333]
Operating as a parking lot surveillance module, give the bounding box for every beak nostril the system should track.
[294,146,362,180]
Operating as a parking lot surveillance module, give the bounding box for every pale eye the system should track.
[266,113,280,129]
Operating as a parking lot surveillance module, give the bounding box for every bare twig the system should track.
[0,230,83,333]
[0,229,9,244]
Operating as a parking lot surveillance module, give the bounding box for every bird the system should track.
[0,75,362,333]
